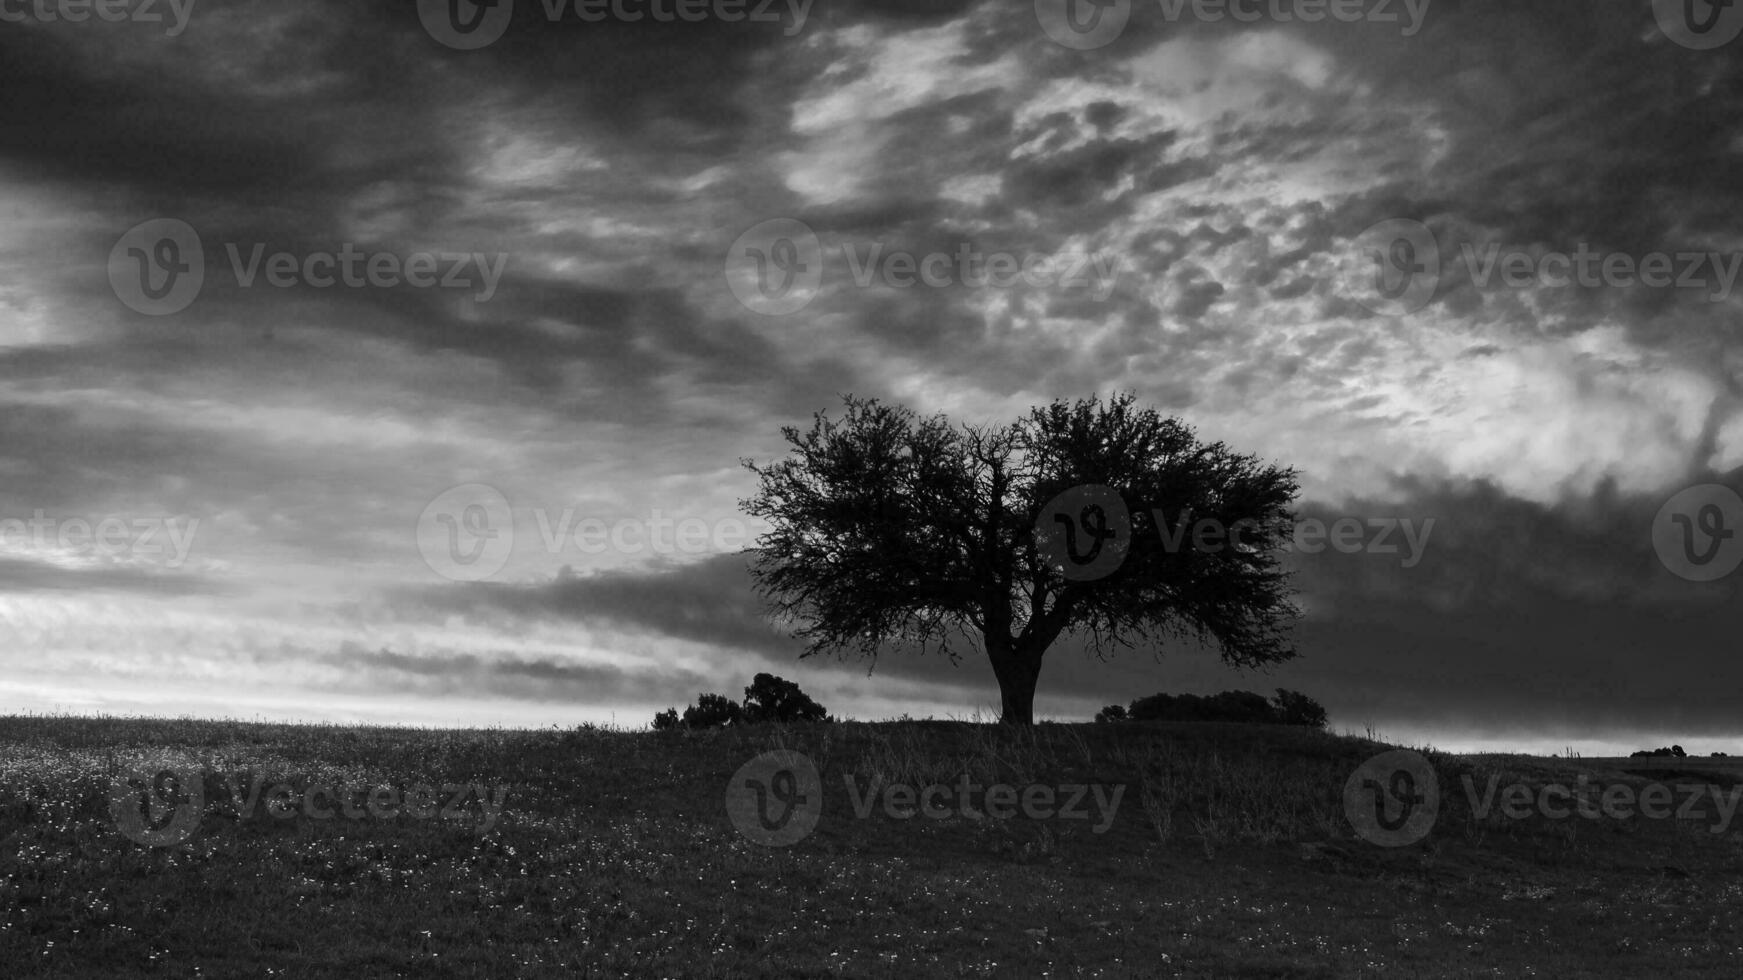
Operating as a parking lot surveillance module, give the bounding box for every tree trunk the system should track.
[989,641,1041,725]
[997,672,1036,725]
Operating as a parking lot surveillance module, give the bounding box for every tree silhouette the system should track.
[681,693,741,728]
[741,672,830,723]
[742,393,1302,724]
[1099,688,1327,727]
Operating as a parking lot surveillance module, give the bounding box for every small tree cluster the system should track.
[1093,704,1128,723]
[1095,688,1327,728]
[1269,688,1329,728]
[1630,744,1687,759]
[741,672,830,724]
[653,673,831,730]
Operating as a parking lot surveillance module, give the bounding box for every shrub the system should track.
[1114,688,1327,728]
[655,675,832,729]
[1207,690,1275,724]
[1631,745,1690,758]
[680,693,743,729]
[1271,689,1329,729]
[742,673,830,724]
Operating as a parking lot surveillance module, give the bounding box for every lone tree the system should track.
[741,393,1302,725]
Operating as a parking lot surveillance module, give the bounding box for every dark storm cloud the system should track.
[391,554,785,654]
[3,0,1741,740]
[0,0,916,439]
[310,640,717,704]
[0,556,222,596]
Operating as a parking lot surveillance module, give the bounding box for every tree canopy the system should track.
[742,393,1302,724]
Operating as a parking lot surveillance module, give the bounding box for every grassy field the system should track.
[3,716,1743,978]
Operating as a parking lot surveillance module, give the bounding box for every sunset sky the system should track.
[1,0,1740,754]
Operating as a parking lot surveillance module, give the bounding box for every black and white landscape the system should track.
[3,1,1743,976]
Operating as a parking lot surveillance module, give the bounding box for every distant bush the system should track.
[1271,689,1329,729]
[1098,688,1328,729]
[1630,744,1687,758]
[681,693,743,729]
[655,674,831,730]
[742,673,830,724]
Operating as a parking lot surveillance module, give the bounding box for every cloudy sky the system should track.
[1,0,1740,753]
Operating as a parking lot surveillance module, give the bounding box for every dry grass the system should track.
[2,715,1742,977]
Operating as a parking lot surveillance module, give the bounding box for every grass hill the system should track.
[2,716,1742,977]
